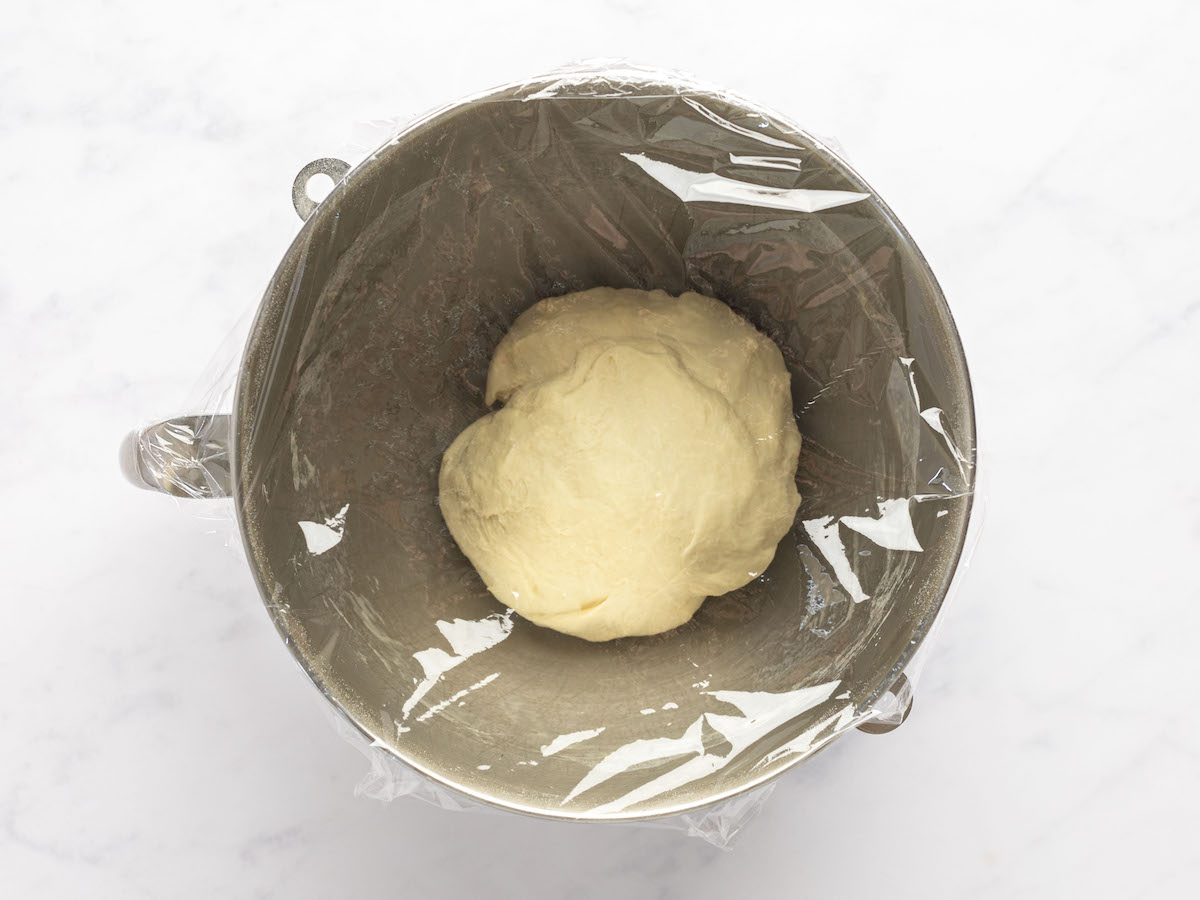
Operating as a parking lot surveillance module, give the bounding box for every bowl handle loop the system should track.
[291,158,351,221]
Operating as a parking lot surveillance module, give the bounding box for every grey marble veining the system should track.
[2,0,1198,897]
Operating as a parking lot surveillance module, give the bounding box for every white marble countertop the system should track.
[3,1,1198,896]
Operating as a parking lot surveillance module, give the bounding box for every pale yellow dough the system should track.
[438,288,801,641]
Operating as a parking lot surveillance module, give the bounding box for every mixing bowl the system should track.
[124,67,975,820]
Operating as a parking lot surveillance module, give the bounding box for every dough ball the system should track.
[439,288,801,641]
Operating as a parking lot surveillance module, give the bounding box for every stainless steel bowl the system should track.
[126,70,975,820]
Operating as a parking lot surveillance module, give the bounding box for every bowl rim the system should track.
[230,69,978,823]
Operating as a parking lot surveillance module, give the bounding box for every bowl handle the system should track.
[120,414,232,499]
[857,673,914,735]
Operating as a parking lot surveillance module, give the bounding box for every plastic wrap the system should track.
[124,63,978,849]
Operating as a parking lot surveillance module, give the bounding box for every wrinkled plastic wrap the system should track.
[128,63,979,849]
